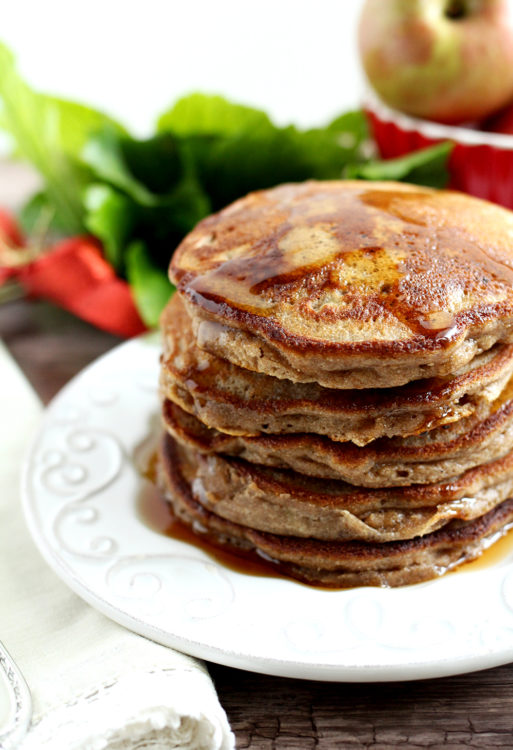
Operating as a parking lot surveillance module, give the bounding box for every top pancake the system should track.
[170,180,513,388]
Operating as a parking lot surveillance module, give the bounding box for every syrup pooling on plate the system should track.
[458,522,513,573]
[181,182,513,347]
[137,477,292,581]
[137,441,513,584]
[137,458,513,592]
[135,443,292,580]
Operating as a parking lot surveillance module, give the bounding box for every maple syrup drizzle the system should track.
[186,185,513,349]
[137,478,291,580]
[456,523,513,574]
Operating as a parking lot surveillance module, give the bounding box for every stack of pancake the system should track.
[157,180,513,587]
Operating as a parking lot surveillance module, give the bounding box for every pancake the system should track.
[170,181,513,388]
[162,388,513,486]
[160,294,513,445]
[157,433,513,587]
[174,436,513,543]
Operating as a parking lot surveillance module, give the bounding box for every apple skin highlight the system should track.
[359,0,513,124]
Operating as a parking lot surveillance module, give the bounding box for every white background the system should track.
[2,0,366,135]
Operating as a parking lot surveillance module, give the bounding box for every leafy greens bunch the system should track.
[0,42,452,326]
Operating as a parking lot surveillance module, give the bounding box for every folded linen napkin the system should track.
[0,341,234,750]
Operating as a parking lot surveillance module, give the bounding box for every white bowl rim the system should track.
[365,91,513,151]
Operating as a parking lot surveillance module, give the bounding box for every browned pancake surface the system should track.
[170,181,513,387]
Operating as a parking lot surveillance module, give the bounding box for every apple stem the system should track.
[444,0,467,19]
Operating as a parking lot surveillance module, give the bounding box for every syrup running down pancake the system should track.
[170,181,513,388]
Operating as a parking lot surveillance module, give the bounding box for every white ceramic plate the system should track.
[21,335,513,681]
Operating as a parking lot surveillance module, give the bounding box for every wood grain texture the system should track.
[3,296,513,749]
[0,299,120,403]
[211,663,513,748]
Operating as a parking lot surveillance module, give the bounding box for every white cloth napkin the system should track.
[0,341,234,750]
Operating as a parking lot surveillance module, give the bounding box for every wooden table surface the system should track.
[3,297,513,749]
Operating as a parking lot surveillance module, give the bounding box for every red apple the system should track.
[359,0,513,124]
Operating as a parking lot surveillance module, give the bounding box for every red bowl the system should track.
[365,95,513,209]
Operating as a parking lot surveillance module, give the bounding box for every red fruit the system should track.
[359,0,513,124]
[18,237,146,338]
[0,267,13,285]
[0,209,24,249]
[0,208,25,286]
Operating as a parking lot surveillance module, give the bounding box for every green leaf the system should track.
[156,176,211,235]
[19,190,75,235]
[345,141,453,188]
[158,99,372,212]
[82,128,157,206]
[83,184,136,270]
[158,99,370,211]
[158,93,272,136]
[0,42,126,233]
[120,132,183,194]
[187,119,369,212]
[326,109,369,142]
[126,240,174,327]
[132,177,211,271]
[82,127,211,271]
